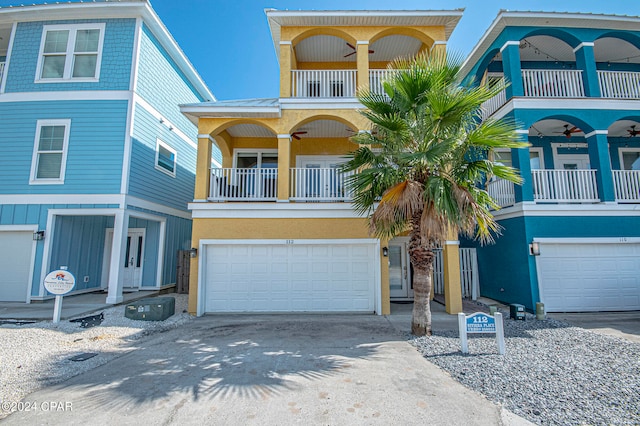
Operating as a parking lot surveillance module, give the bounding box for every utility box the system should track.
[125,297,175,321]
[510,303,526,321]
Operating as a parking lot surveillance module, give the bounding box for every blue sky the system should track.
[1,0,639,100]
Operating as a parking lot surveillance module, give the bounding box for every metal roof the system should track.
[180,98,281,124]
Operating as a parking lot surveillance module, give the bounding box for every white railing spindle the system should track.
[291,70,356,98]
[522,69,585,97]
[209,168,278,201]
[597,71,640,99]
[613,170,640,202]
[532,169,599,203]
[0,62,4,85]
[480,88,507,120]
[487,178,515,208]
[289,168,354,201]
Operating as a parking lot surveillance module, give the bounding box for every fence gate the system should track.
[176,250,191,294]
[433,248,479,300]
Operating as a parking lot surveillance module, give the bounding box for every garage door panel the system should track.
[538,242,640,312]
[205,243,376,313]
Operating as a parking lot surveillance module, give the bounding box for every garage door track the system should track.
[3,314,517,425]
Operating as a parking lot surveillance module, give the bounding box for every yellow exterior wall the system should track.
[188,217,391,316]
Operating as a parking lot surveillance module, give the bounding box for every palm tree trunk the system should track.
[408,229,435,336]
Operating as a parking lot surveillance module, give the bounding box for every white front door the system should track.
[389,239,413,299]
[297,156,347,200]
[103,228,145,289]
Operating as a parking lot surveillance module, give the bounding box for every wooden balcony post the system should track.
[587,132,615,202]
[443,228,463,315]
[575,42,601,97]
[194,134,213,201]
[277,134,291,201]
[500,41,524,98]
[356,41,370,94]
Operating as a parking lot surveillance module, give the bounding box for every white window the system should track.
[620,148,640,170]
[155,140,177,177]
[494,148,544,170]
[30,119,71,184]
[36,23,105,82]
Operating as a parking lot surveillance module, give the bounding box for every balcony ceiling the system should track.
[491,35,640,64]
[295,35,423,63]
[226,119,355,138]
[529,119,640,138]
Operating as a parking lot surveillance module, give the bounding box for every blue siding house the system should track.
[0,1,217,304]
[460,12,640,312]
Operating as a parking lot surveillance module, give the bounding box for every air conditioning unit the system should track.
[125,297,175,321]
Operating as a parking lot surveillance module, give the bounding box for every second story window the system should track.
[155,140,177,177]
[36,24,105,82]
[30,119,71,184]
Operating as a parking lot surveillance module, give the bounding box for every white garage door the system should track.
[0,231,35,302]
[536,242,640,312]
[203,242,377,313]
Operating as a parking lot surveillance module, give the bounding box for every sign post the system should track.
[43,268,76,323]
[458,311,505,355]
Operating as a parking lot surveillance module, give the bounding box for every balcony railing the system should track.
[0,62,4,84]
[209,168,278,201]
[487,178,515,208]
[369,69,397,96]
[480,88,507,120]
[291,70,356,98]
[532,169,599,203]
[613,170,640,202]
[290,168,354,202]
[598,71,640,99]
[522,69,585,98]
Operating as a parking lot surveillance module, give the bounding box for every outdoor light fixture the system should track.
[189,248,198,258]
[529,241,540,256]
[33,230,45,241]
[382,247,389,257]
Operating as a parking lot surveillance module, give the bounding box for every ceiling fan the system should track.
[344,42,374,58]
[627,125,640,137]
[555,124,581,139]
[291,131,308,140]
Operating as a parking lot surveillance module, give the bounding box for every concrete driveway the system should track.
[548,311,640,343]
[2,314,525,425]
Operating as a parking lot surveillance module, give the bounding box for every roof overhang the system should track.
[0,1,214,101]
[180,99,282,125]
[265,9,464,63]
[460,10,640,79]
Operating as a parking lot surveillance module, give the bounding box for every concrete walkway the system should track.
[0,290,160,322]
[2,310,531,425]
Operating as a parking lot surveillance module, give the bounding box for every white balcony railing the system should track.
[613,170,640,202]
[598,71,640,99]
[532,169,599,203]
[522,69,585,98]
[209,168,278,201]
[369,69,397,96]
[291,70,356,98]
[290,168,354,201]
[487,178,515,208]
[480,88,507,120]
[0,62,4,84]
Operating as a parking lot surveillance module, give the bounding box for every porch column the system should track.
[512,131,534,202]
[500,41,524,98]
[277,134,291,202]
[279,41,293,98]
[574,42,601,97]
[194,134,213,201]
[106,209,129,304]
[356,41,370,93]
[587,131,615,202]
[443,229,463,314]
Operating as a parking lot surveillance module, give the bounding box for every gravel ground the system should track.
[411,312,640,425]
[0,294,191,419]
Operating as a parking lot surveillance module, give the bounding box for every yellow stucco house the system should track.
[180,9,467,316]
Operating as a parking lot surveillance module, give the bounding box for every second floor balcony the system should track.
[290,69,399,98]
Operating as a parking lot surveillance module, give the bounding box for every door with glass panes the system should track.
[297,156,347,200]
[389,238,413,299]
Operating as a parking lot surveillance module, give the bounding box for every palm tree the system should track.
[343,51,527,336]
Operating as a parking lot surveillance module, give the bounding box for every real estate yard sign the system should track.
[43,269,76,324]
[458,312,505,355]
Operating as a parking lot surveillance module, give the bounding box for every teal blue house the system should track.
[0,1,219,303]
[461,11,640,312]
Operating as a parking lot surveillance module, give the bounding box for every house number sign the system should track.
[458,312,505,355]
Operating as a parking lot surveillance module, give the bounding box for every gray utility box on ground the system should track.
[125,297,175,321]
[510,303,526,321]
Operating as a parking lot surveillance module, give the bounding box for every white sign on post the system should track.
[43,269,76,323]
[458,311,505,355]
